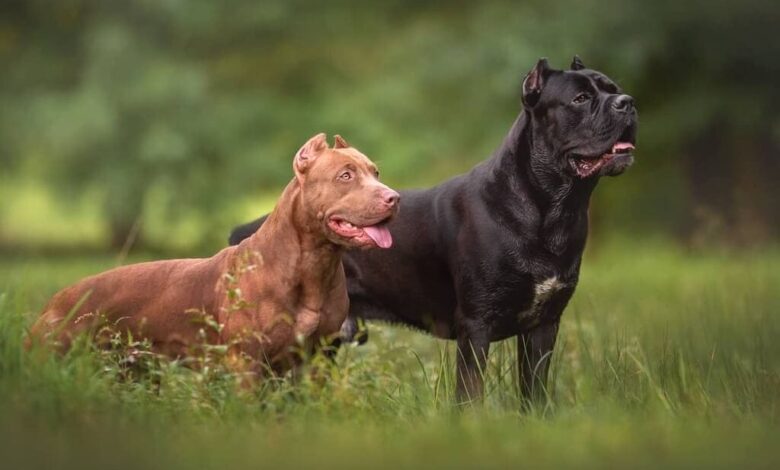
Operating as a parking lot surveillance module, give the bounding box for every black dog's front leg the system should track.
[455,316,490,405]
[517,320,559,405]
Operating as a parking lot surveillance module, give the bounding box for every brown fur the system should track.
[27,133,399,376]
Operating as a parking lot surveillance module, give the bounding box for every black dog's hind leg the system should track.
[517,320,559,406]
[338,315,368,345]
[455,316,490,405]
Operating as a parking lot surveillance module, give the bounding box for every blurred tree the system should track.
[582,0,780,245]
[0,0,217,247]
[0,0,777,251]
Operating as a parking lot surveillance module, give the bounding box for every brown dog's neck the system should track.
[233,179,343,304]
[263,178,339,248]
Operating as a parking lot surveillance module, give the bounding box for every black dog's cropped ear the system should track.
[522,58,551,108]
[571,55,586,71]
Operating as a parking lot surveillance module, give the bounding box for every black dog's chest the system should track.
[475,251,579,340]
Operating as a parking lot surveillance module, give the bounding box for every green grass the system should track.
[1,241,779,469]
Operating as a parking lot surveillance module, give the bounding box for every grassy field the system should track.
[1,240,778,469]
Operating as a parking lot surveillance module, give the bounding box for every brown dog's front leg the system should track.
[294,308,321,340]
[517,320,559,406]
[225,350,262,390]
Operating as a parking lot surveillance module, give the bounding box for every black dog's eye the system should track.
[374,170,380,178]
[572,93,591,104]
[338,171,353,182]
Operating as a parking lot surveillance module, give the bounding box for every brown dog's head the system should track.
[293,133,399,249]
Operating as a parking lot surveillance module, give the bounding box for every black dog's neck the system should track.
[501,112,597,202]
[484,112,597,255]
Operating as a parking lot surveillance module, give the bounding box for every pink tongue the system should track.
[612,142,635,152]
[363,224,393,249]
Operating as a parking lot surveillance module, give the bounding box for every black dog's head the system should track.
[522,56,638,179]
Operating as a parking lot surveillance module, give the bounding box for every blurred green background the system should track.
[1,0,777,255]
[1,2,779,468]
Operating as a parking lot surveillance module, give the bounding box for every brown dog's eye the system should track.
[572,93,591,104]
[338,171,353,182]
[375,170,380,179]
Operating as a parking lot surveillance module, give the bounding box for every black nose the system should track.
[613,94,635,112]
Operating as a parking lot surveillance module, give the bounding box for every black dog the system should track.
[229,57,637,403]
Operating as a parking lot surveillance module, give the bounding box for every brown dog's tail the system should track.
[22,330,33,351]
[25,309,62,351]
[25,289,94,353]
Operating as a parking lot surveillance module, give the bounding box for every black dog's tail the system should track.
[227,216,267,245]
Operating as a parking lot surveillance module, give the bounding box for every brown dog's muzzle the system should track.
[377,187,400,213]
[326,184,400,249]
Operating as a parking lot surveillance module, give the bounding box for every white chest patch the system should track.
[534,276,565,304]
[519,276,566,322]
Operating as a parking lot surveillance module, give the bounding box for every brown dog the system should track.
[27,133,399,375]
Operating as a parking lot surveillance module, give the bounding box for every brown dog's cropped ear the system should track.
[294,133,328,176]
[571,55,586,71]
[333,134,350,149]
[522,58,551,108]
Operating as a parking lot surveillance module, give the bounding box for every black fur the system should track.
[229,58,637,404]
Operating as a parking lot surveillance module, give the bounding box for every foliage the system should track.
[0,0,777,251]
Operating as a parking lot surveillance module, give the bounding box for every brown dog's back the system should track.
[29,249,232,352]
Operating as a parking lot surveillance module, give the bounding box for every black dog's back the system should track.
[228,216,266,245]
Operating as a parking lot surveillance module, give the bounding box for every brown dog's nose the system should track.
[382,189,400,208]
